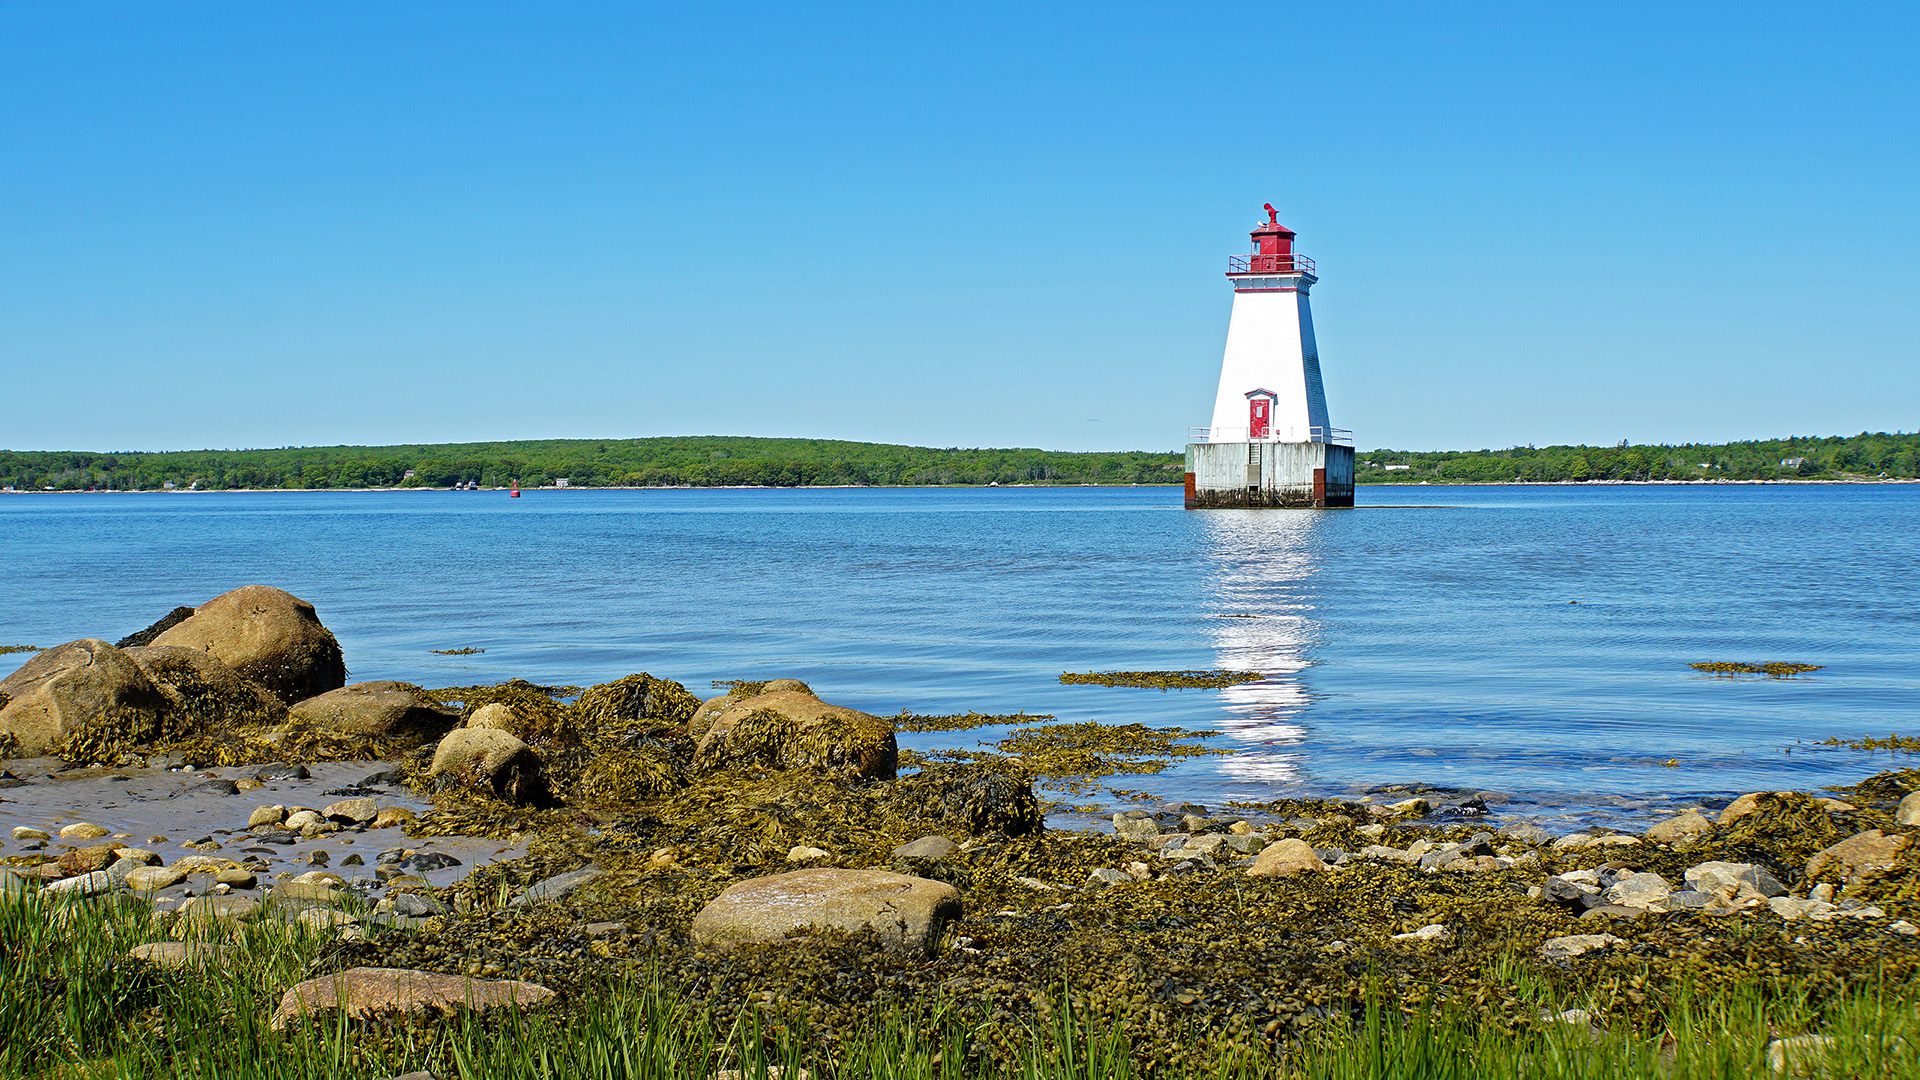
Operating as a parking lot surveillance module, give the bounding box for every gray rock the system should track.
[45,871,113,897]
[428,727,548,805]
[177,895,261,926]
[1112,815,1159,840]
[125,866,189,892]
[324,798,379,824]
[151,586,346,705]
[1684,861,1788,898]
[1183,835,1229,856]
[1539,933,1624,960]
[1085,868,1131,889]
[1646,810,1714,844]
[1898,792,1920,828]
[508,866,603,908]
[1664,890,1713,909]
[892,835,958,861]
[0,639,170,757]
[1540,877,1604,911]
[1223,834,1265,854]
[1496,822,1553,845]
[1767,1036,1834,1076]
[690,868,961,956]
[130,941,231,970]
[1604,872,1672,908]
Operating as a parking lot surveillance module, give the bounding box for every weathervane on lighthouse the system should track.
[1184,206,1355,508]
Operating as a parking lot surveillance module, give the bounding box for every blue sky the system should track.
[3,3,1915,453]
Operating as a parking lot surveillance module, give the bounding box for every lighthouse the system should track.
[1185,206,1354,509]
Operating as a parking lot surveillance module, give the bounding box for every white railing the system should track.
[1189,425,1353,446]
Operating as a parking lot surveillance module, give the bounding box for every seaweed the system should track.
[694,707,894,780]
[893,711,1056,733]
[1059,670,1264,690]
[575,673,700,731]
[113,606,196,648]
[995,721,1222,794]
[1821,734,1920,753]
[0,645,39,655]
[1689,661,1824,677]
[1829,768,1920,805]
[430,647,485,655]
[573,745,687,804]
[432,679,582,702]
[50,702,185,767]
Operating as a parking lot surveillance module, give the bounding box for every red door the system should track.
[1248,397,1271,439]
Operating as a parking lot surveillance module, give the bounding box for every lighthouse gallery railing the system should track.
[1189,425,1352,446]
[1227,253,1316,275]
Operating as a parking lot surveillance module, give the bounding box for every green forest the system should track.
[1357,431,1920,484]
[0,437,1185,491]
[0,431,1914,492]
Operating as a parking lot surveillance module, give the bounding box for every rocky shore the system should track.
[6,585,1920,1074]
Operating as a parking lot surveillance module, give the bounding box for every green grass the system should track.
[9,888,1920,1079]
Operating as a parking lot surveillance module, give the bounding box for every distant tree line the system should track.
[1358,432,1920,484]
[0,437,1187,491]
[1,431,1912,493]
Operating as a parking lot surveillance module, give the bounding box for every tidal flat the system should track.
[8,628,1920,1076]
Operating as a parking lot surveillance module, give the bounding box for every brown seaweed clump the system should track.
[575,673,700,732]
[1059,669,1263,689]
[1690,661,1824,677]
[892,711,1056,733]
[1822,734,1920,754]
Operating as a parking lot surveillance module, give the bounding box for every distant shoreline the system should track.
[4,477,1916,495]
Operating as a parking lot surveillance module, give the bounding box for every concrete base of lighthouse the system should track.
[1184,441,1354,509]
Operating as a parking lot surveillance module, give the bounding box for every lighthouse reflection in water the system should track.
[1199,509,1325,785]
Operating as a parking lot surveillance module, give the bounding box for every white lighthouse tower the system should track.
[1185,205,1354,508]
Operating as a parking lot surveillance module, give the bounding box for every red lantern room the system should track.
[1251,204,1294,258]
[1228,204,1315,277]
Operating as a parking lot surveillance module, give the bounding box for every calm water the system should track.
[3,484,1916,827]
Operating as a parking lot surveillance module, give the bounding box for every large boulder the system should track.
[1805,830,1910,887]
[151,586,345,705]
[690,868,961,955]
[0,640,169,757]
[286,681,458,746]
[692,690,896,779]
[126,645,286,731]
[689,679,815,741]
[1247,838,1327,878]
[1646,810,1714,845]
[270,967,554,1030]
[428,727,549,805]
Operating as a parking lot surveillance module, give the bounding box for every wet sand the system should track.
[0,756,525,902]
